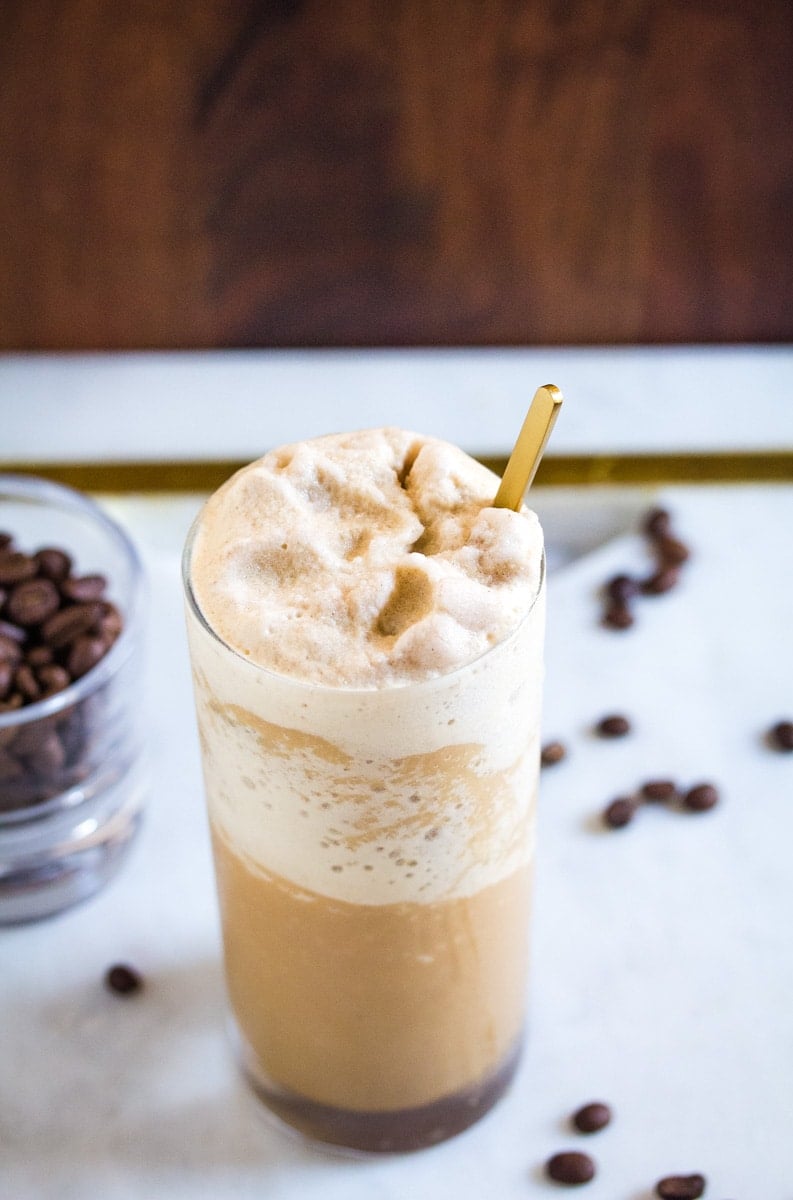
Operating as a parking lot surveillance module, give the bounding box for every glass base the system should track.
[240,1035,523,1153]
[0,770,144,924]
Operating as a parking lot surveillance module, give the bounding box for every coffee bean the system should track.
[603,797,637,828]
[105,964,143,996]
[641,566,681,595]
[37,664,71,697]
[641,779,677,802]
[98,602,123,642]
[41,603,101,648]
[655,1174,706,1199]
[25,731,66,779]
[34,547,72,582]
[644,507,672,539]
[572,1101,612,1133]
[683,782,719,812]
[0,635,23,666]
[602,604,634,630]
[0,619,26,644]
[541,741,567,767]
[769,720,793,752]
[0,693,23,714]
[546,1151,596,1185]
[595,714,631,738]
[67,635,107,680]
[0,587,6,613]
[14,664,41,702]
[0,533,13,552]
[61,574,107,602]
[26,645,54,668]
[0,660,12,699]
[606,574,638,605]
[656,536,690,566]
[0,747,23,780]
[0,552,37,585]
[5,577,61,626]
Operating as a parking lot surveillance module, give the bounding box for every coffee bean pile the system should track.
[602,779,720,829]
[0,532,124,812]
[602,507,691,631]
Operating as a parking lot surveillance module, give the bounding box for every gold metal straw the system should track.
[493,384,564,511]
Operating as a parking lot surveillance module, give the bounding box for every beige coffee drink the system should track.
[184,428,545,1151]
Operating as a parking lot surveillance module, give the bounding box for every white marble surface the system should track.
[2,484,793,1199]
[1,346,792,461]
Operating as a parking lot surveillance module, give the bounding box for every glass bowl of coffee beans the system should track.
[0,475,145,922]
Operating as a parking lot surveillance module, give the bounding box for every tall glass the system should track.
[183,522,545,1153]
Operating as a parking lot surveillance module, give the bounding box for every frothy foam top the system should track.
[191,428,543,687]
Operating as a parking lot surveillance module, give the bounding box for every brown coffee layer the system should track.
[212,825,531,1113]
[243,1034,524,1152]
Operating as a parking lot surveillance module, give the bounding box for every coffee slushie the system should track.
[184,428,545,1151]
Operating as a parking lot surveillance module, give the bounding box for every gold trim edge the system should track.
[1,453,792,493]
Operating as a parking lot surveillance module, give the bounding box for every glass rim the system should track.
[181,504,545,697]
[0,473,145,730]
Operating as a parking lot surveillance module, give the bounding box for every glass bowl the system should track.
[0,475,146,922]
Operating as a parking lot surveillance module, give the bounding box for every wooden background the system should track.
[1,0,791,351]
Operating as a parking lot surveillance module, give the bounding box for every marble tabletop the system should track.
[2,482,792,1199]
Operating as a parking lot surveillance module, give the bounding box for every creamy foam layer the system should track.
[186,427,545,905]
[187,584,544,904]
[191,428,543,687]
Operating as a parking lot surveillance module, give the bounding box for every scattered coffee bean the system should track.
[641,566,681,595]
[655,1173,706,1199]
[682,782,719,812]
[768,720,793,752]
[546,1151,596,1185]
[572,1101,612,1133]
[0,533,13,552]
[34,547,72,581]
[644,507,672,539]
[602,604,634,630]
[603,797,637,828]
[641,779,677,802]
[656,535,690,566]
[5,577,61,626]
[0,552,38,585]
[595,714,631,738]
[541,741,567,767]
[61,573,107,602]
[606,574,639,605]
[105,964,143,996]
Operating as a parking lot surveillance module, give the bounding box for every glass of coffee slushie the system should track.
[183,428,545,1152]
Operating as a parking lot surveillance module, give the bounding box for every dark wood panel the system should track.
[0,0,791,350]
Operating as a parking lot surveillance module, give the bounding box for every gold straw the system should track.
[493,384,564,511]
